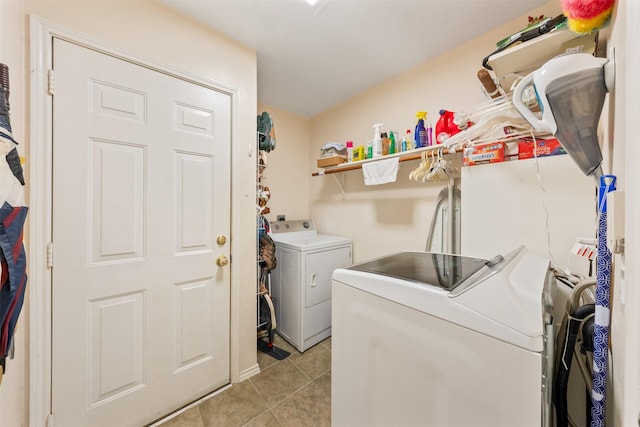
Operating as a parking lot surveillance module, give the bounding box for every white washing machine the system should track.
[270,220,352,352]
[331,246,555,427]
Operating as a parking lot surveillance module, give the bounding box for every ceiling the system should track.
[160,0,549,117]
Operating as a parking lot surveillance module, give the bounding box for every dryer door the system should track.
[305,245,352,308]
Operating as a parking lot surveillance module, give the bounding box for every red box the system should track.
[518,138,566,160]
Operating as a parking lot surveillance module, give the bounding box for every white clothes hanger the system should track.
[410,148,454,183]
[409,150,431,181]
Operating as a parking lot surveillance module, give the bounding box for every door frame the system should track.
[29,16,241,426]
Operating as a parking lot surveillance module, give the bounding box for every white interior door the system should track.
[50,38,231,427]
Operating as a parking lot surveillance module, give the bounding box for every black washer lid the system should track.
[348,251,488,291]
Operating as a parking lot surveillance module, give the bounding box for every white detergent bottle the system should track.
[372,123,384,158]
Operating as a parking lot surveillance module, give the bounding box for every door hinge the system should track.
[47,69,55,95]
[46,242,53,269]
[46,413,54,427]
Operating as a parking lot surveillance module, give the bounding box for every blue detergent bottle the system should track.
[415,111,427,148]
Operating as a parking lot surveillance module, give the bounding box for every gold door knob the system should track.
[216,255,229,267]
[217,235,227,245]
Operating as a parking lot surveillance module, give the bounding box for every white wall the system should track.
[606,0,640,425]
[0,1,29,424]
[0,1,258,426]
[307,1,562,263]
[624,1,640,423]
[256,104,311,223]
[461,155,595,271]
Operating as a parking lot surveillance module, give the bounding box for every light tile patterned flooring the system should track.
[158,335,331,427]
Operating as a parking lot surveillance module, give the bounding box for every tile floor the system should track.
[157,335,331,427]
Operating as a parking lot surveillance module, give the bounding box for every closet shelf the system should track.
[312,145,462,177]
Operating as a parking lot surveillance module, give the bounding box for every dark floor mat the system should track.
[257,339,291,360]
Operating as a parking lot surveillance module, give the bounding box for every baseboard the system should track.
[237,363,261,383]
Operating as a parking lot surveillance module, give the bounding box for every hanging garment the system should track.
[0,85,24,208]
[591,176,616,427]
[257,111,276,152]
[0,202,28,358]
[0,81,15,145]
[0,75,28,377]
[0,90,23,186]
[362,157,399,185]
[259,232,277,271]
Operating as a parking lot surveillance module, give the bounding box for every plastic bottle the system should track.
[389,131,396,154]
[435,109,460,144]
[382,132,393,156]
[346,140,354,162]
[367,140,373,159]
[414,112,428,148]
[426,120,433,146]
[381,132,388,155]
[404,129,412,151]
[372,123,384,158]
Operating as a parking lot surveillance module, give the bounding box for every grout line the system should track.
[248,340,332,425]
[247,371,270,407]
[271,409,285,427]
[149,383,232,426]
[266,374,331,426]
[242,409,278,427]
[252,359,319,410]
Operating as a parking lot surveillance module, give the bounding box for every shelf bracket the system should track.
[331,174,345,196]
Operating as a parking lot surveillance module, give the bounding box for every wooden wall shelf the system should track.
[312,145,461,177]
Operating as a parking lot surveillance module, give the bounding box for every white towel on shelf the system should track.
[362,157,399,186]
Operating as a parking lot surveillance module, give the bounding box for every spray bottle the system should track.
[415,112,427,148]
[403,129,412,151]
[372,123,384,158]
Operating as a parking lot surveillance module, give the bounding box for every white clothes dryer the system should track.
[331,246,555,427]
[270,220,352,352]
